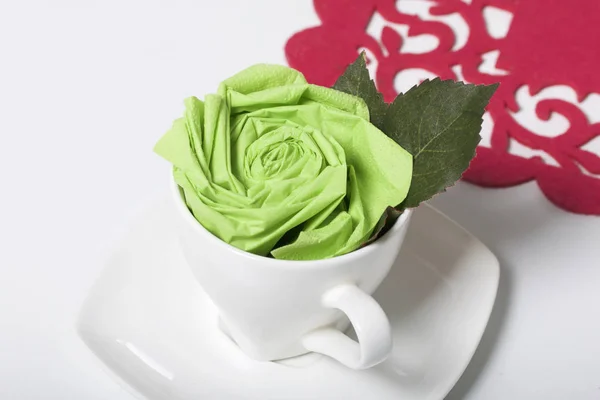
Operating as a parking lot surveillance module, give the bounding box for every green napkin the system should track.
[155,64,412,260]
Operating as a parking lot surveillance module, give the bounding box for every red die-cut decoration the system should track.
[285,0,600,215]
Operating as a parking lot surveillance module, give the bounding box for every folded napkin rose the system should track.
[155,64,412,260]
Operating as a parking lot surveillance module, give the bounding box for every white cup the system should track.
[171,179,412,369]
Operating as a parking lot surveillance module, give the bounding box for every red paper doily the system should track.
[285,0,600,215]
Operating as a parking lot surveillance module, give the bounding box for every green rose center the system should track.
[244,127,323,182]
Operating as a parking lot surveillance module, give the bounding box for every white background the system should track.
[1,1,599,399]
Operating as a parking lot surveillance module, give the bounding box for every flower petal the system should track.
[218,64,307,96]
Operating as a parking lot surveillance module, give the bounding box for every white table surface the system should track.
[1,1,599,399]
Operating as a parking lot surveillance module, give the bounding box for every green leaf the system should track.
[383,78,498,208]
[333,52,388,130]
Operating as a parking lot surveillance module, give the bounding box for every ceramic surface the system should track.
[172,180,413,369]
[77,199,499,400]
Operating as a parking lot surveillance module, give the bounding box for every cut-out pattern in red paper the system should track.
[285,0,600,215]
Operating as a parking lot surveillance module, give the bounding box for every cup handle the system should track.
[301,284,392,369]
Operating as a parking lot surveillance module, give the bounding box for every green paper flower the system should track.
[155,64,412,260]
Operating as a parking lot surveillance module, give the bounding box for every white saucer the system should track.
[77,199,499,400]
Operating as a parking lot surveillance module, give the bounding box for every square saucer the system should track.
[77,199,499,400]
